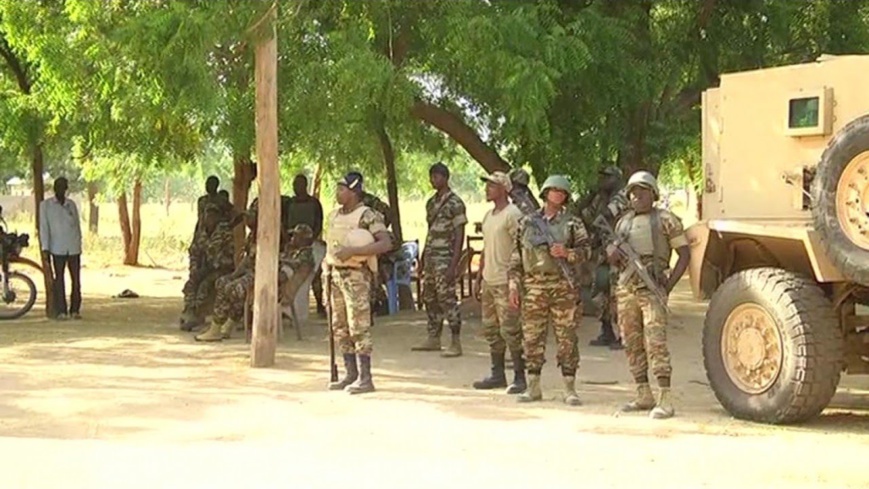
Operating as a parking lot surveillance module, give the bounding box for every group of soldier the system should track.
[177,163,691,419]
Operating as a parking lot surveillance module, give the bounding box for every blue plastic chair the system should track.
[386,241,419,315]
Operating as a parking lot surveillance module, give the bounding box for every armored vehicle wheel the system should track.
[703,268,843,424]
[812,114,869,285]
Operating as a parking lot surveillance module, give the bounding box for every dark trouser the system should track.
[312,267,324,310]
[51,254,81,316]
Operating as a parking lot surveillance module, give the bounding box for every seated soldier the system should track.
[180,202,235,331]
[279,224,316,330]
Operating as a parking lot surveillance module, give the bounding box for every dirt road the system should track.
[0,268,865,488]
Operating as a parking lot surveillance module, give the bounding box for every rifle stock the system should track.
[593,215,670,314]
[324,267,338,382]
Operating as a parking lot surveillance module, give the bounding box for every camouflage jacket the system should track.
[613,207,688,288]
[508,207,590,285]
[424,189,468,261]
[361,191,393,230]
[189,222,235,277]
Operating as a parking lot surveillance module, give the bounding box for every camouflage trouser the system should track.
[312,267,323,308]
[328,267,373,355]
[591,265,620,338]
[481,281,522,355]
[182,268,230,318]
[616,285,671,381]
[422,257,461,336]
[212,272,254,324]
[521,275,579,373]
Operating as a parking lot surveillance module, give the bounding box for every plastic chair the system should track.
[386,241,419,315]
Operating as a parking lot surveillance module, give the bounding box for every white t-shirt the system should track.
[481,203,522,286]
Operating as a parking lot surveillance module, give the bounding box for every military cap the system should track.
[338,172,364,192]
[599,166,623,179]
[481,171,513,192]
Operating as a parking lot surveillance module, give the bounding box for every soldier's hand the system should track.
[509,287,520,309]
[550,243,568,259]
[334,246,356,262]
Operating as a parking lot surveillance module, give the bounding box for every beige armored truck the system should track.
[687,54,869,424]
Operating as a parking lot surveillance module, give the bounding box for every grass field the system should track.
[2,192,696,271]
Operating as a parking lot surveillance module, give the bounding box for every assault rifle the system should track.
[509,186,579,291]
[593,214,670,314]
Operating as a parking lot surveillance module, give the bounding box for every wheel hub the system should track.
[835,151,869,250]
[721,303,784,394]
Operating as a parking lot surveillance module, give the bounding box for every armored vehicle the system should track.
[687,54,869,424]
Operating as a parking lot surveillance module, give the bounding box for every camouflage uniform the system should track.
[509,209,590,376]
[420,190,467,343]
[182,212,235,322]
[360,191,394,314]
[194,193,223,233]
[211,233,256,325]
[614,208,687,384]
[579,189,630,344]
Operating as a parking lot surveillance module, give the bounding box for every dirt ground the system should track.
[0,267,866,489]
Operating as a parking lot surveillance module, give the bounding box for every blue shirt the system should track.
[39,196,82,256]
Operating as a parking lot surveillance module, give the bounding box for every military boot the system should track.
[346,354,375,394]
[589,321,616,347]
[441,333,463,358]
[517,373,542,403]
[411,335,442,351]
[220,319,238,340]
[472,352,507,389]
[506,351,526,395]
[194,319,225,342]
[620,383,656,412]
[562,376,583,406]
[329,354,359,391]
[650,387,675,419]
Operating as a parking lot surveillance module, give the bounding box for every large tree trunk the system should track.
[87,181,99,235]
[411,99,510,173]
[231,151,254,265]
[251,4,279,368]
[118,191,132,261]
[124,179,142,266]
[31,144,54,318]
[375,122,403,242]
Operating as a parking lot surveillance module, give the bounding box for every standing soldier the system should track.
[574,166,630,349]
[607,171,690,419]
[472,172,525,394]
[508,175,590,405]
[194,175,222,234]
[180,202,235,331]
[413,162,468,357]
[324,173,393,394]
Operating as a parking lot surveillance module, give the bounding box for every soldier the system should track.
[180,202,235,331]
[195,201,259,341]
[285,174,325,314]
[413,162,468,357]
[194,175,222,233]
[507,167,539,213]
[508,175,591,405]
[607,170,690,419]
[575,166,630,349]
[324,172,392,394]
[472,171,525,394]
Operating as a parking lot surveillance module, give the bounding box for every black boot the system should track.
[589,320,616,346]
[346,354,375,394]
[506,351,526,395]
[328,354,359,390]
[473,352,507,390]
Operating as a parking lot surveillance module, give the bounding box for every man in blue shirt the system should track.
[39,177,83,320]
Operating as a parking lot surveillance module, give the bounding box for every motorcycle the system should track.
[0,205,39,319]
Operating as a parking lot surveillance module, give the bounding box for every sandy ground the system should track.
[0,266,866,489]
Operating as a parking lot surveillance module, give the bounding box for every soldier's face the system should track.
[430,173,447,190]
[484,181,503,202]
[600,174,619,191]
[630,187,654,212]
[336,185,351,205]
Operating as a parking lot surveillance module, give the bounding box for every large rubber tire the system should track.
[703,268,843,424]
[0,271,38,320]
[811,114,869,285]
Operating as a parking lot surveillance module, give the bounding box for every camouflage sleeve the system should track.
[450,195,469,228]
[215,225,236,270]
[375,200,393,229]
[508,217,525,289]
[660,210,688,249]
[567,216,591,264]
[359,209,388,237]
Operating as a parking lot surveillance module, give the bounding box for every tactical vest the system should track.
[325,204,375,270]
[615,209,670,278]
[520,211,573,276]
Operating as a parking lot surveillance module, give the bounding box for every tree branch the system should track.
[410,99,510,173]
[0,33,31,94]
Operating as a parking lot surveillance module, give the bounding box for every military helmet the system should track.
[599,165,623,179]
[508,167,530,187]
[539,174,572,200]
[625,171,659,199]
